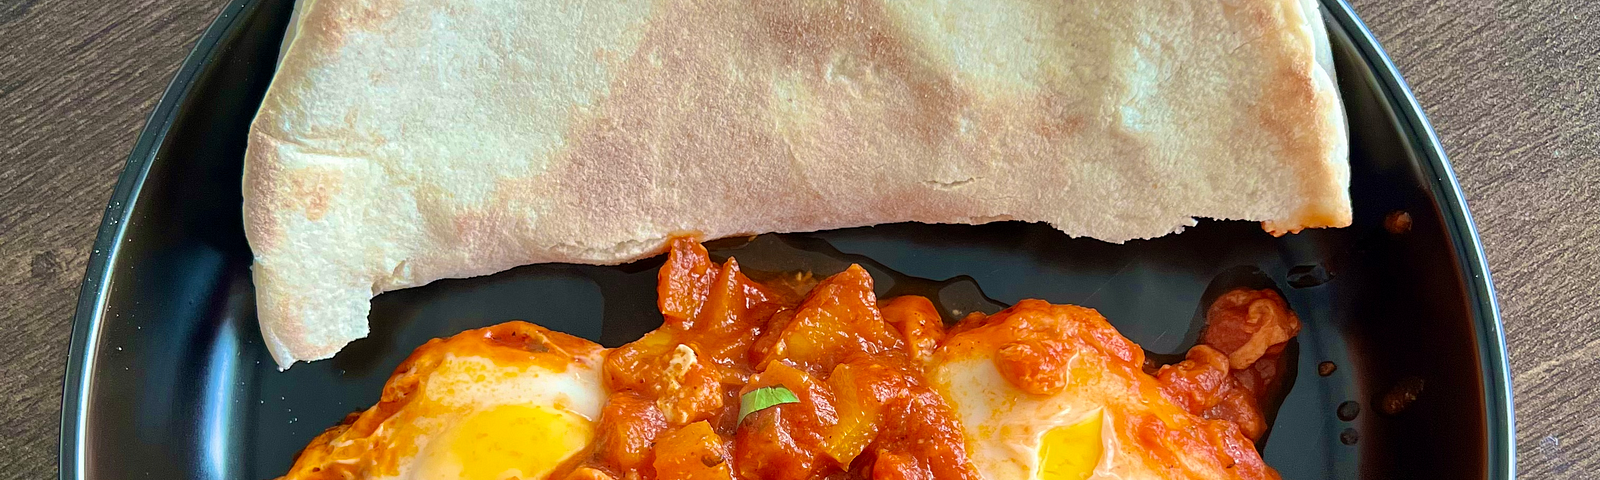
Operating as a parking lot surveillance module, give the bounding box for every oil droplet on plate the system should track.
[1337,401,1360,421]
[1385,211,1413,234]
[1318,361,1337,376]
[1340,428,1360,445]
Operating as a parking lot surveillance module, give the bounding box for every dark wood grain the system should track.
[1,0,227,477]
[0,0,1594,478]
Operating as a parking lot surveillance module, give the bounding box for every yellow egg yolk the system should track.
[416,404,594,480]
[1037,411,1104,480]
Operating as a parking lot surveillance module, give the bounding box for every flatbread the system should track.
[244,0,1348,369]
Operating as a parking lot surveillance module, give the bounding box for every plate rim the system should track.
[56,0,1516,478]
[1320,1,1515,477]
[56,0,260,478]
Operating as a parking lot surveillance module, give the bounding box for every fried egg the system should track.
[280,243,1281,480]
[929,300,1275,480]
[932,355,1108,480]
[278,322,607,480]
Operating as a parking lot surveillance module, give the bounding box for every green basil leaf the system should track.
[739,385,800,422]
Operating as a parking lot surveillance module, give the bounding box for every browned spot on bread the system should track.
[314,0,402,50]
[286,165,344,221]
[1034,99,1091,142]
[1249,4,1350,230]
[243,132,286,253]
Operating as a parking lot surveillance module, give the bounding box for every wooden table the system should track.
[2,0,1594,477]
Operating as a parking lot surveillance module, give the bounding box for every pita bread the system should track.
[244,0,1349,368]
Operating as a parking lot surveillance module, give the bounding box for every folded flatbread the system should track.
[245,0,1348,368]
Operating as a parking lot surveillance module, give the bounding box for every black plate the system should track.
[60,1,1514,478]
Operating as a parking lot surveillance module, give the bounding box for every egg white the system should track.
[932,355,1119,480]
[396,353,607,480]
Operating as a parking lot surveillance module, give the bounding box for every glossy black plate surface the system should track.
[60,1,1514,478]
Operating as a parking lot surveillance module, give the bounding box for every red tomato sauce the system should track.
[560,239,979,480]
[557,238,1298,479]
[281,237,1300,480]
[1155,289,1301,441]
